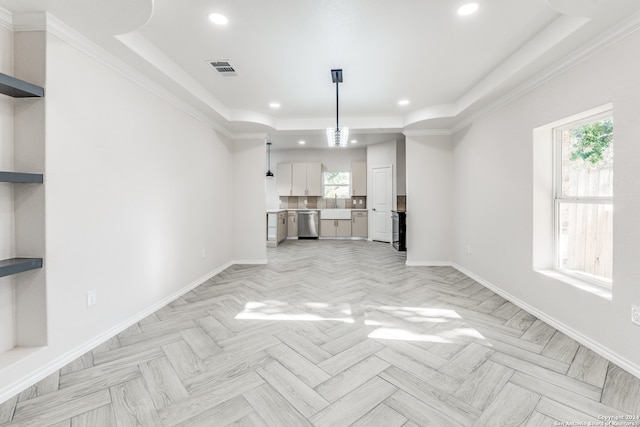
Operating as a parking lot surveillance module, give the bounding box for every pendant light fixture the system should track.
[265,139,274,179]
[326,69,349,147]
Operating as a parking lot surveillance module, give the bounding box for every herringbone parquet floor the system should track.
[1,240,639,426]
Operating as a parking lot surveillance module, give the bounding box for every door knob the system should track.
[372,208,376,211]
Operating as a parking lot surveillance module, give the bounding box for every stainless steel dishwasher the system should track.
[297,211,319,239]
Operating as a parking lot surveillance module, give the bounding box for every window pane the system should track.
[558,202,613,281]
[324,185,350,198]
[561,118,613,197]
[323,171,351,198]
[324,172,350,185]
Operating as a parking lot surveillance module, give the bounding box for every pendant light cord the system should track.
[336,77,340,130]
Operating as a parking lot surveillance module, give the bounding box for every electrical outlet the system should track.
[632,306,640,326]
[466,245,472,255]
[201,249,206,259]
[87,290,96,307]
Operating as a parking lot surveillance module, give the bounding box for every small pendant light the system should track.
[266,140,274,179]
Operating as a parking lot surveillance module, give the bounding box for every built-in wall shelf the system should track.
[0,72,44,98]
[0,172,44,183]
[0,258,43,278]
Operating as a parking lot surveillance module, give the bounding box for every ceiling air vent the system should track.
[208,60,238,76]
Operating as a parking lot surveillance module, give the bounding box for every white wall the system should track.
[0,28,242,401]
[233,140,267,263]
[0,23,15,353]
[405,135,453,265]
[264,147,366,209]
[451,29,640,374]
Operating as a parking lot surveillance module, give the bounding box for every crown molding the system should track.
[3,6,640,141]
[45,14,235,139]
[0,7,11,30]
[0,9,236,139]
[11,11,47,31]
[116,31,231,122]
[230,133,268,141]
[450,10,640,134]
[402,129,453,137]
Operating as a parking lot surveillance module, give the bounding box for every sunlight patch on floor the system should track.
[365,305,488,344]
[235,300,355,323]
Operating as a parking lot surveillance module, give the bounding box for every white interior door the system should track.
[371,166,392,242]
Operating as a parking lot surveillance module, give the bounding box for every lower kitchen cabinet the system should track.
[320,219,351,237]
[267,211,288,247]
[351,211,368,238]
[287,211,298,238]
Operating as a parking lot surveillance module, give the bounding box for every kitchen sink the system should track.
[320,209,352,220]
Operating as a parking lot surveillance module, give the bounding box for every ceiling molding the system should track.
[116,31,231,121]
[38,13,236,139]
[450,9,640,134]
[0,7,11,30]
[452,15,589,120]
[228,109,276,129]
[3,5,639,142]
[402,104,457,128]
[12,11,47,31]
[403,129,453,137]
[230,133,269,141]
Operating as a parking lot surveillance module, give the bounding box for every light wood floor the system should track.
[1,240,639,426]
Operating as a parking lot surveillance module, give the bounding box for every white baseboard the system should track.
[0,261,233,404]
[406,261,452,267]
[232,259,268,265]
[452,263,640,380]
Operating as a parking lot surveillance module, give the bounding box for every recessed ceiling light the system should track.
[298,140,306,145]
[208,13,228,25]
[269,102,280,109]
[457,3,479,16]
[398,99,410,106]
[350,139,358,144]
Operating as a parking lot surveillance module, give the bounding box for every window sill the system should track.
[535,269,612,301]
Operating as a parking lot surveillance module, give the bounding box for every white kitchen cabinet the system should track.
[351,162,366,196]
[306,162,322,196]
[336,219,351,237]
[277,163,293,196]
[351,211,368,238]
[320,219,333,237]
[292,163,307,195]
[287,211,298,238]
[320,219,352,237]
[291,162,322,196]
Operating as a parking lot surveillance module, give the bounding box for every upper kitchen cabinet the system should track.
[291,163,307,195]
[352,162,366,196]
[285,162,321,196]
[305,162,322,196]
[277,163,293,196]
[307,162,322,195]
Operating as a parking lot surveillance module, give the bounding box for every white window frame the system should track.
[323,171,351,199]
[552,111,613,289]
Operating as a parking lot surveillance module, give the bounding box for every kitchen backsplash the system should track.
[279,196,367,209]
[278,196,402,210]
